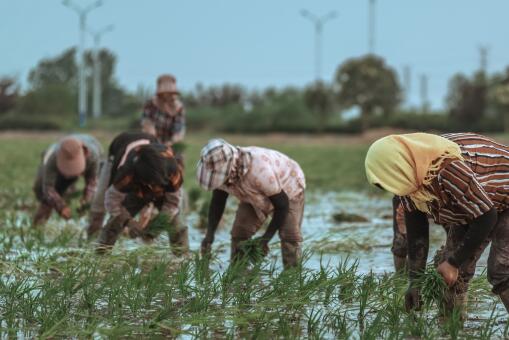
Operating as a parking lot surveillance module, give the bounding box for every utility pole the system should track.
[420,74,429,113]
[63,0,103,127]
[368,0,376,54]
[478,45,489,74]
[88,24,114,119]
[300,10,338,82]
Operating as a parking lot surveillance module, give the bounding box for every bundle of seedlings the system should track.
[238,238,266,264]
[143,213,172,239]
[417,264,448,309]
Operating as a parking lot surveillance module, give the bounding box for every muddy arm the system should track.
[204,189,229,244]
[448,208,497,268]
[405,209,429,280]
[260,191,290,242]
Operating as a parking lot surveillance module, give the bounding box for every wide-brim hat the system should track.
[56,137,86,178]
[196,139,236,190]
[156,74,179,94]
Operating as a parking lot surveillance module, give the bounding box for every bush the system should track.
[0,114,63,131]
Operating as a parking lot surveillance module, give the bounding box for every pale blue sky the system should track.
[1,0,508,109]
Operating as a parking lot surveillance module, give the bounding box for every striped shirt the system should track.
[401,133,509,227]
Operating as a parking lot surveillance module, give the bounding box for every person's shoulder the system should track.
[143,99,158,112]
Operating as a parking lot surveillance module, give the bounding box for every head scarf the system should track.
[365,133,463,213]
[196,139,251,190]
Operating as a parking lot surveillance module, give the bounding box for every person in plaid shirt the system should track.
[197,139,306,269]
[141,74,185,145]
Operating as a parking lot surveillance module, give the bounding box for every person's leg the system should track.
[156,188,189,256]
[88,158,112,238]
[392,197,408,272]
[486,210,509,312]
[231,203,264,263]
[167,213,190,257]
[278,193,305,269]
[32,167,53,226]
[438,224,490,317]
[96,192,146,253]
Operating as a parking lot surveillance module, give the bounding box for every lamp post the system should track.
[300,10,338,82]
[88,24,114,118]
[63,0,103,127]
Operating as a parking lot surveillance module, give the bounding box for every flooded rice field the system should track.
[0,190,507,338]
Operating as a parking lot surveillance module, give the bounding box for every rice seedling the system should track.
[417,264,448,309]
[143,213,172,238]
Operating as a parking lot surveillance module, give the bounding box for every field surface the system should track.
[0,131,508,338]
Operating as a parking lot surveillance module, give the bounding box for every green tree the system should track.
[0,77,19,115]
[490,68,509,131]
[446,71,487,129]
[28,47,77,90]
[334,55,401,129]
[85,48,136,116]
[304,81,335,131]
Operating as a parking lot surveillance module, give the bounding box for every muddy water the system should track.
[3,191,507,337]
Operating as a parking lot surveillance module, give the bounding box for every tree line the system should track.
[1,47,508,133]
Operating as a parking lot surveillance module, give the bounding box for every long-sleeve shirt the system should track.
[400,133,509,227]
[103,132,183,220]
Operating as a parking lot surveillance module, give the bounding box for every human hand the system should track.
[404,284,422,312]
[201,236,213,257]
[437,260,459,287]
[60,206,72,220]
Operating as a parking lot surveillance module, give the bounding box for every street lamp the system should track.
[300,9,338,82]
[88,24,114,118]
[62,0,103,127]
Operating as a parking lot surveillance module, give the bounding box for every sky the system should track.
[1,0,508,110]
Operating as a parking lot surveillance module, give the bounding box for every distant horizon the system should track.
[2,0,508,110]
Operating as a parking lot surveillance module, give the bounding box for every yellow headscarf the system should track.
[365,133,464,213]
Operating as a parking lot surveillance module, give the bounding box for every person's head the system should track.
[365,133,463,212]
[196,139,237,190]
[156,74,179,103]
[56,136,86,178]
[131,145,183,194]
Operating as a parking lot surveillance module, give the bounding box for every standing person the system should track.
[141,74,185,146]
[365,132,509,316]
[33,134,103,226]
[197,139,306,269]
[87,132,189,256]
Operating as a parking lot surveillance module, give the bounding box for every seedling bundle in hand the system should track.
[144,213,172,238]
[418,265,448,309]
[238,238,265,264]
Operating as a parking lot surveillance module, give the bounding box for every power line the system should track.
[62,0,103,127]
[300,9,338,82]
[88,24,114,119]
